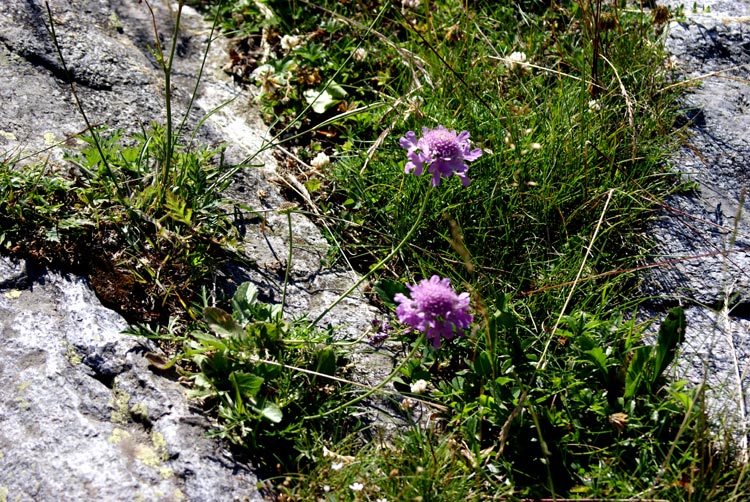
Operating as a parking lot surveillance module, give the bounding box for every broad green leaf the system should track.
[373,278,409,308]
[204,307,244,338]
[474,350,494,378]
[314,347,337,379]
[303,82,347,113]
[190,330,227,350]
[229,371,264,398]
[652,307,686,385]
[261,401,283,423]
[164,191,193,225]
[304,178,321,193]
[232,282,259,325]
[625,346,651,399]
[584,347,608,375]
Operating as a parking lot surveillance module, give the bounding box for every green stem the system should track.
[281,211,294,315]
[303,334,425,421]
[310,187,432,328]
[160,0,184,203]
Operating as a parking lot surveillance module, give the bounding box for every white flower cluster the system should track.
[506,51,527,70]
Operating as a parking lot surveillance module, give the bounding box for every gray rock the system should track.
[644,1,750,434]
[0,257,261,502]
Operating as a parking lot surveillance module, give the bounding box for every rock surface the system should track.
[0,258,261,502]
[645,2,750,431]
[0,1,392,501]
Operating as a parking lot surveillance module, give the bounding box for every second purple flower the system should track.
[399,125,482,187]
[394,275,473,348]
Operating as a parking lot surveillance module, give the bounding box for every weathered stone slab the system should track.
[0,257,262,502]
[645,1,750,434]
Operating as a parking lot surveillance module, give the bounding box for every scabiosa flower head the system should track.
[399,126,482,187]
[394,275,473,348]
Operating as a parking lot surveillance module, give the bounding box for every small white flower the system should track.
[349,482,364,492]
[251,64,286,95]
[323,485,330,492]
[353,47,367,62]
[506,51,527,70]
[310,151,330,170]
[376,499,389,502]
[331,461,344,471]
[280,34,302,52]
[588,99,601,112]
[530,142,542,150]
[401,0,421,8]
[410,379,429,394]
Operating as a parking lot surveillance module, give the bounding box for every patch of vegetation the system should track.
[2,126,241,321]
[4,0,750,500]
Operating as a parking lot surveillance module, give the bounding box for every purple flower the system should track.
[394,275,473,348]
[369,318,394,347]
[399,126,483,187]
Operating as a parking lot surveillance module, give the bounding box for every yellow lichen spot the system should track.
[159,467,174,480]
[135,444,162,468]
[16,381,30,394]
[108,428,132,444]
[172,488,185,500]
[3,290,21,300]
[108,380,131,425]
[108,12,123,31]
[151,431,168,460]
[65,343,82,366]
[0,130,17,141]
[0,485,7,502]
[130,402,148,422]
[43,132,57,145]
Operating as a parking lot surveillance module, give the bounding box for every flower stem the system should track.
[281,211,293,315]
[310,187,432,328]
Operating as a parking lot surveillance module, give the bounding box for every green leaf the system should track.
[314,347,337,379]
[204,307,245,338]
[303,82,347,113]
[374,278,409,308]
[304,178,321,193]
[652,307,686,385]
[260,401,283,423]
[164,191,193,225]
[229,371,264,398]
[625,346,651,399]
[474,350,494,378]
[584,347,608,376]
[232,282,259,325]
